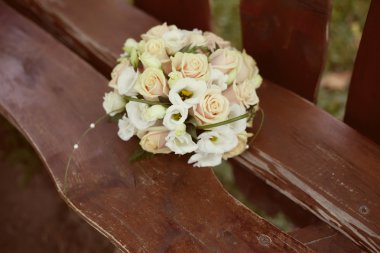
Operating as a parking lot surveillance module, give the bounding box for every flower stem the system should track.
[125,96,170,106]
[197,112,253,130]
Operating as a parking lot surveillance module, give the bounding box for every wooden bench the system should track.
[1,0,379,252]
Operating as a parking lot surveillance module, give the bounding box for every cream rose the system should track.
[236,50,258,83]
[223,131,249,159]
[103,91,126,116]
[209,48,240,76]
[143,38,169,63]
[141,23,177,41]
[233,77,261,108]
[135,67,169,99]
[203,32,231,52]
[171,52,209,80]
[193,86,230,124]
[188,30,207,47]
[140,126,171,154]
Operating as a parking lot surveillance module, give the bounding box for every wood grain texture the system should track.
[289,222,364,253]
[135,0,211,31]
[9,0,380,251]
[5,0,159,76]
[0,3,312,253]
[344,0,380,145]
[240,0,332,102]
[234,81,380,252]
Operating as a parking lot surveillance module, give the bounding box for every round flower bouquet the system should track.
[103,23,262,167]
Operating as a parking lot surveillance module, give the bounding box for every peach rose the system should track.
[203,32,231,52]
[143,38,169,63]
[209,48,240,75]
[135,67,169,99]
[193,86,230,124]
[140,126,171,154]
[141,23,177,41]
[236,50,259,83]
[171,52,210,80]
[233,76,262,108]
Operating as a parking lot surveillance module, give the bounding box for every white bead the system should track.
[90,123,95,128]
[74,144,79,149]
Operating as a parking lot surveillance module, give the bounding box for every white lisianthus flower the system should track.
[188,152,223,167]
[174,123,186,136]
[116,67,139,96]
[223,131,250,159]
[188,32,207,48]
[228,103,247,134]
[163,105,188,130]
[168,78,207,108]
[139,52,162,69]
[210,68,228,91]
[142,105,167,122]
[233,76,261,108]
[117,115,136,141]
[103,91,126,116]
[197,126,238,154]
[162,29,189,55]
[165,131,197,155]
[126,101,155,130]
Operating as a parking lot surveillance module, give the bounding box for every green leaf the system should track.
[108,112,124,123]
[129,145,155,162]
[186,124,198,140]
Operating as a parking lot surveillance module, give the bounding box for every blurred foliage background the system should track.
[1,0,371,234]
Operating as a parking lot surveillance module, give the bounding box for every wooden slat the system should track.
[235,81,380,252]
[7,0,380,252]
[0,3,312,253]
[290,222,365,253]
[135,0,211,31]
[5,0,159,76]
[344,0,380,145]
[240,0,332,102]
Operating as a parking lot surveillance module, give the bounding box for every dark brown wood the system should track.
[5,0,159,76]
[0,3,312,252]
[234,81,380,252]
[135,0,211,31]
[290,222,365,253]
[0,117,115,253]
[231,160,319,229]
[240,0,332,102]
[344,0,380,145]
[9,0,380,252]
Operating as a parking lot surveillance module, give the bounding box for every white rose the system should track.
[168,78,207,109]
[188,31,207,47]
[144,38,169,63]
[203,32,231,52]
[135,67,169,99]
[171,52,210,80]
[142,105,167,122]
[197,126,238,154]
[165,131,197,155]
[193,85,230,124]
[163,105,188,130]
[209,48,240,75]
[117,115,136,141]
[103,91,126,116]
[162,29,189,55]
[236,50,259,83]
[126,101,155,130]
[233,77,261,108]
[140,126,171,154]
[109,61,138,96]
[228,103,247,134]
[139,52,162,69]
[141,23,177,41]
[188,152,223,167]
[210,68,228,91]
[123,38,138,54]
[223,131,250,159]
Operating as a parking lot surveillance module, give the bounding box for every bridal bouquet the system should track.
[103,23,262,167]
